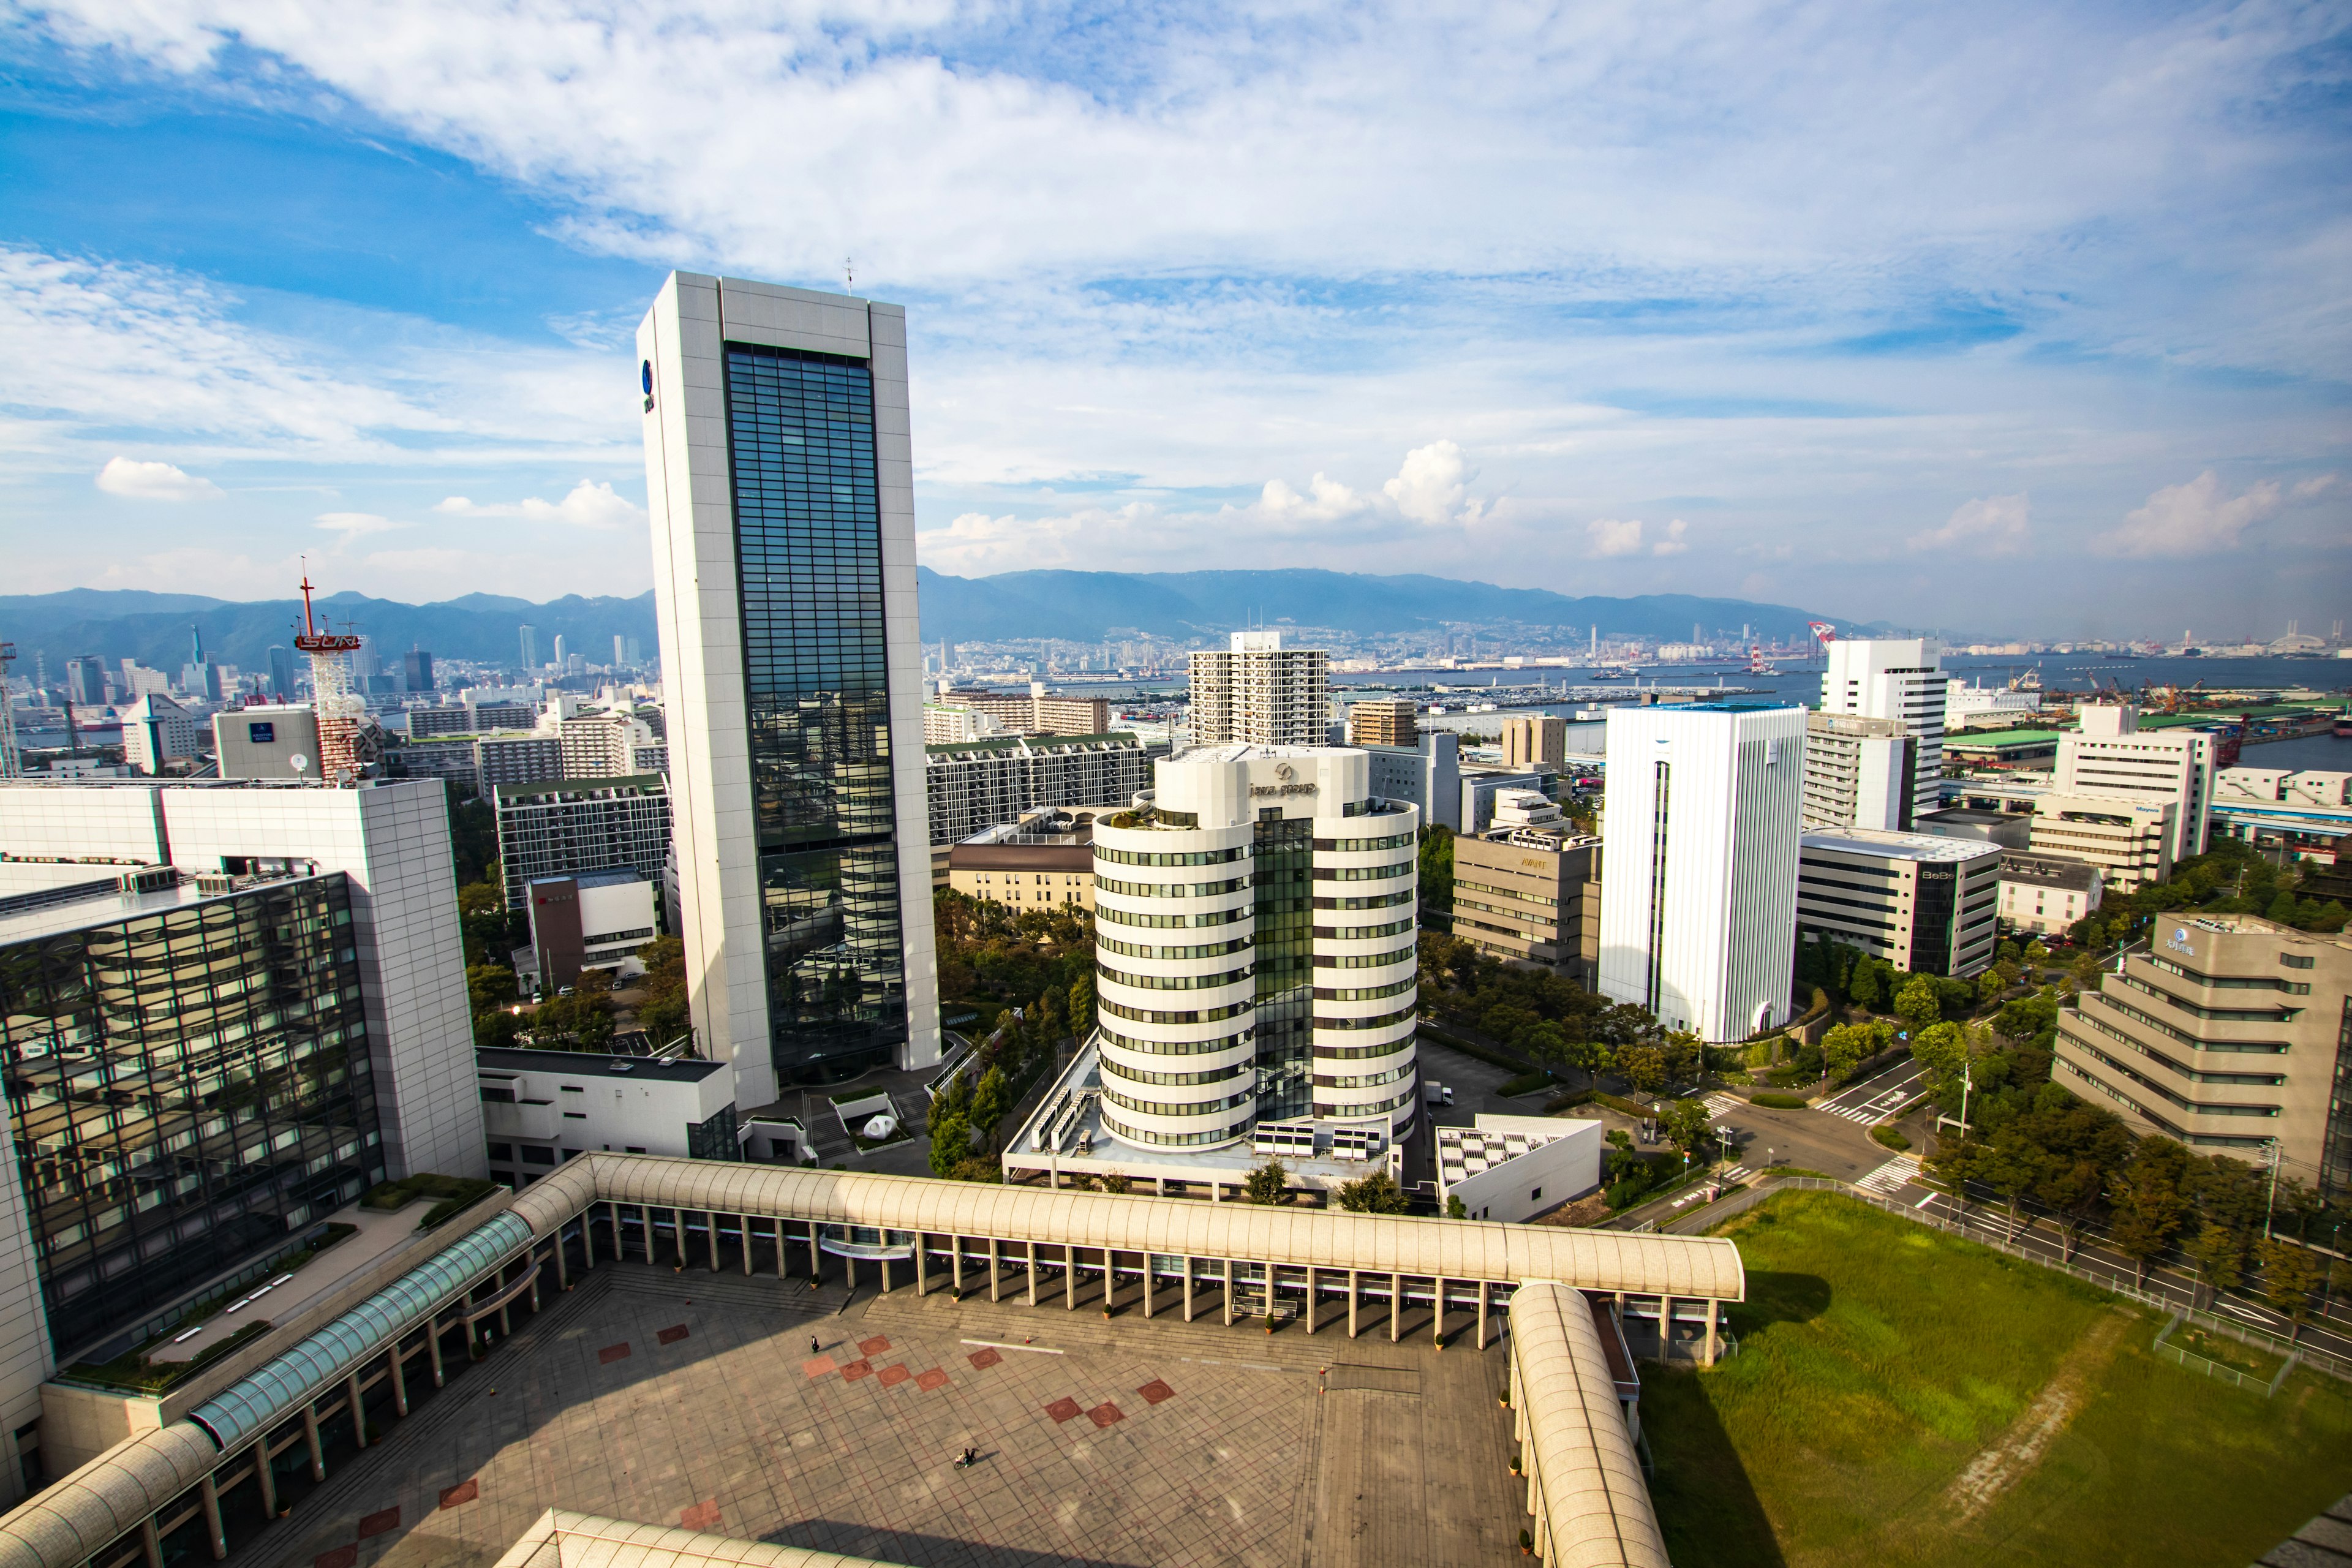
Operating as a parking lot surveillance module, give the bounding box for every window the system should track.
[488,1142,513,1161]
[480,1084,516,1104]
[521,1145,557,1165]
[624,1145,647,1153]
[2283,954,2316,970]
[1530,1188,1542,1202]
[560,1085,584,1094]
[564,1111,587,1120]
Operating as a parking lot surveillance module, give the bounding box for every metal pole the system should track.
[1390,1273,1401,1343]
[199,1475,225,1559]
[1304,1265,1316,1333]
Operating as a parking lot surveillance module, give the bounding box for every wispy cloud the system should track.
[2095,472,2280,559]
[95,456,224,501]
[434,481,646,530]
[1911,492,2031,555]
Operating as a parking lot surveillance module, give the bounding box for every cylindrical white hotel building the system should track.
[1091,746,1419,1152]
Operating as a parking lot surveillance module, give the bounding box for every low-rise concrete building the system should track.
[1449,825,1602,981]
[1796,827,2002,976]
[475,1049,737,1188]
[1997,851,2103,936]
[1435,1115,1605,1223]
[947,811,1096,914]
[2028,791,2176,894]
[2055,915,2351,1187]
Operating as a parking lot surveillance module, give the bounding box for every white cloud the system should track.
[433,480,647,530]
[1651,519,1689,556]
[94,455,224,501]
[1383,439,1480,527]
[1255,473,1371,526]
[315,511,405,548]
[1910,492,2031,554]
[1588,518,1645,557]
[2095,472,2282,558]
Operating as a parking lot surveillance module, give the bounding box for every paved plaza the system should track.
[254,1261,1526,1568]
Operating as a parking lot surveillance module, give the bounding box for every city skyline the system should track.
[1,5,2346,634]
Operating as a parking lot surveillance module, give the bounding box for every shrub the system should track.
[1751,1092,1809,1109]
[1872,1124,1912,1152]
[1497,1071,1555,1098]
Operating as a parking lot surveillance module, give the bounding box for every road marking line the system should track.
[960,1339,1065,1355]
[1915,1191,1940,1209]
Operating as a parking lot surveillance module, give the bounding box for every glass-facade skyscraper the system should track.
[639,276,941,1107]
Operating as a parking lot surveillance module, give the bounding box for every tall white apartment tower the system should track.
[638,274,941,1107]
[1597,704,1805,1041]
[1188,631,1330,748]
[1820,637,1946,820]
[2052,703,2214,865]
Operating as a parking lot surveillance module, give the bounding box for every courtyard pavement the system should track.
[257,1259,1525,1568]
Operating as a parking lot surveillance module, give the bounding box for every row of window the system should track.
[1453,879,1557,907]
[2065,1011,2288,1086]
[1314,1038,1415,1060]
[1096,875,1251,899]
[1099,998,1253,1025]
[1094,845,1246,867]
[1311,832,1414,852]
[1315,890,1414,912]
[1315,862,1413,882]
[1098,934,1253,962]
[1314,943,1416,970]
[1097,964,1253,992]
[1312,1061,1415,1090]
[1099,1025,1253,1057]
[1311,918,1414,941]
[1099,1059,1251,1088]
[1313,978,1417,1002]
[1314,1004,1417,1031]
[1095,904,1249,930]
[1101,1087,1254,1118]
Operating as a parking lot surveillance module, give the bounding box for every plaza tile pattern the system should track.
[255,1262,1525,1568]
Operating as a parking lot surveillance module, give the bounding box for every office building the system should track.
[925,731,1152,846]
[1363,731,1461,832]
[476,733,567,791]
[1091,745,1419,1148]
[475,1050,736,1189]
[2056,915,2351,1193]
[1911,807,2034,851]
[1796,827,2001,976]
[1597,704,1805,1041]
[1499,715,1567,771]
[1347,699,1418,749]
[519,624,540,673]
[1820,636,1945,819]
[1450,824,1602,980]
[1946,679,2041,726]
[407,705,475,739]
[494,775,673,912]
[2052,703,2215,864]
[626,636,643,666]
[1460,767,1550,836]
[266,644,295,700]
[936,684,1114,737]
[211,703,322,779]
[1187,631,1329,748]
[947,811,1096,914]
[0,867,391,1373]
[552,634,569,669]
[402,649,435,694]
[612,635,628,668]
[638,274,940,1095]
[521,870,660,993]
[2029,792,2176,893]
[1801,710,1917,830]
[63,657,107,707]
[120,692,199,775]
[1997,850,2103,935]
[556,710,658,778]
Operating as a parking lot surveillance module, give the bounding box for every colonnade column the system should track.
[554,1233,570,1291]
[254,1439,277,1519]
[808,1219,821,1278]
[1433,1277,1445,1346]
[199,1474,225,1559]
[301,1408,325,1481]
[989,1237,1001,1302]
[389,1341,409,1415]
[1390,1273,1401,1343]
[741,1215,752,1275]
[1182,1257,1194,1322]
[916,1235,929,1296]
[581,1204,596,1267]
[1223,1261,1234,1327]
[428,1321,446,1387]
[1304,1267,1316,1333]
[1704,1299,1719,1365]
[1141,1253,1153,1319]
[1066,1246,1077,1311]
[951,1234,964,1295]
[1027,1242,1038,1306]
[1476,1281,1490,1350]
[1348,1270,1360,1338]
[348,1374,368,1448]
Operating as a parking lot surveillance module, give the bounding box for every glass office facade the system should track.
[724,343,908,1082]
[1253,812,1313,1120]
[0,875,383,1356]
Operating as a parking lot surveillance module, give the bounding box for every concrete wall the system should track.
[1443,1116,1604,1225]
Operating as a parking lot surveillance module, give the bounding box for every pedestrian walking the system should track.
[810,1335,820,1355]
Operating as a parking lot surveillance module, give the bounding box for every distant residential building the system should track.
[948,812,1096,914]
[2029,791,2176,894]
[2215,768,2352,809]
[1945,728,2064,769]
[935,684,1113,737]
[493,774,673,911]
[1460,767,1549,836]
[1187,631,1329,748]
[407,705,475,739]
[1363,731,1461,832]
[2053,703,2215,864]
[120,692,199,775]
[556,710,656,778]
[1997,850,2103,935]
[402,648,435,693]
[394,737,482,796]
[475,1049,734,1190]
[2055,914,2351,1189]
[1348,699,1419,749]
[1597,703,1804,1041]
[925,732,1152,847]
[1796,827,2001,977]
[1801,710,1916,831]
[1498,715,1567,771]
[612,635,628,668]
[1451,824,1601,981]
[1820,637,1945,818]
[924,703,1009,744]
[476,734,567,791]
[211,703,322,780]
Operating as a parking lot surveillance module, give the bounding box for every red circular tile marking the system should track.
[679,1499,720,1532]
[1137,1379,1174,1404]
[597,1343,631,1365]
[967,1347,1003,1370]
[1044,1396,1082,1423]
[840,1360,874,1380]
[1087,1402,1125,1428]
[801,1357,837,1379]
[858,1335,891,1356]
[438,1480,479,1510]
[657,1324,690,1345]
[877,1364,911,1387]
[358,1507,401,1538]
[315,1547,358,1568]
[916,1368,949,1391]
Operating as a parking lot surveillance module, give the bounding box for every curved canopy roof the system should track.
[1507,1284,1670,1567]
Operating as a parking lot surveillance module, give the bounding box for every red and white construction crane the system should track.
[292,571,366,784]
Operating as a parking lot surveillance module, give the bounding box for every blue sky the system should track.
[1,0,2346,638]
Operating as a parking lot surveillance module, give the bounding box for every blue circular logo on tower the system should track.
[641,360,654,394]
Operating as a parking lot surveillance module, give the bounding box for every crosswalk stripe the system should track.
[1854,1158,1917,1197]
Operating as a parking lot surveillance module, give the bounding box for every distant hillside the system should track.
[0,570,1880,673]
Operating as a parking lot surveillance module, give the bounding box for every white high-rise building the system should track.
[1801,710,1915,830]
[1093,745,1419,1148]
[1597,704,1805,1041]
[1820,637,1946,820]
[2052,703,2214,865]
[1187,631,1330,748]
[638,273,939,1106]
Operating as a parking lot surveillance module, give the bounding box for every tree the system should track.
[928,1112,971,1178]
[2107,1157,2187,1286]
[1446,1194,1468,1219]
[2181,1221,2243,1310]
[1660,1101,1712,1163]
[2256,1238,2324,1342]
[1847,957,1885,1010]
[2024,940,2049,965]
[470,1008,519,1049]
[1244,1159,1289,1205]
[1618,1042,1668,1095]
[1894,976,1942,1032]
[2037,1158,2106,1261]
[1978,1128,2048,1230]
[1820,1023,1872,1085]
[1068,973,1096,1036]
[1335,1170,1410,1213]
[467,963,518,1016]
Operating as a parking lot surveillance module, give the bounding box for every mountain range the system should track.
[0,571,1880,673]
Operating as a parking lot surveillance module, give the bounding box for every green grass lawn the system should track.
[1644,1190,2352,1567]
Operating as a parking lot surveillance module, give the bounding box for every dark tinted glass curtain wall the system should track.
[724,344,907,1081]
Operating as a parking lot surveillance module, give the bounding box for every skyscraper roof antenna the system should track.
[845,256,854,293]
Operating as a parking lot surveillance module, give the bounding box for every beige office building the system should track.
[2056,914,2351,1191]
[1347,698,1417,748]
[1997,850,2103,936]
[2054,703,2215,864]
[2028,791,2176,893]
[947,813,1096,914]
[1187,631,1329,747]
[1450,825,1602,981]
[1796,827,2002,976]
[1499,715,1569,771]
